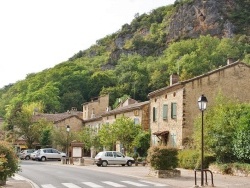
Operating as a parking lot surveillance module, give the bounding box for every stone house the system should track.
[33,107,83,132]
[148,61,250,149]
[83,96,150,156]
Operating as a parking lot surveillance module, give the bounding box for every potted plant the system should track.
[0,141,20,185]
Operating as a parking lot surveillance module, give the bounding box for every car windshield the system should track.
[96,152,103,157]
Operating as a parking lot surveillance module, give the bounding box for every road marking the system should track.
[139,180,168,186]
[121,181,147,187]
[102,181,126,187]
[41,184,57,188]
[62,183,82,188]
[82,182,103,187]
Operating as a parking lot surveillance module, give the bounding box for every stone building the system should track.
[82,95,109,120]
[148,61,250,149]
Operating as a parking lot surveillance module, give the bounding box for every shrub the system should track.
[147,146,178,170]
[178,149,199,169]
[0,141,20,181]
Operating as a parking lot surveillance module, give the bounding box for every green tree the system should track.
[111,116,142,154]
[132,131,150,157]
[0,141,20,183]
[5,102,44,148]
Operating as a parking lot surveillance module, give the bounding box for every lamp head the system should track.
[198,94,208,111]
[66,125,70,132]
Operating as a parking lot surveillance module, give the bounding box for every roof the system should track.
[153,130,169,136]
[148,61,249,97]
[33,112,83,124]
[102,101,150,117]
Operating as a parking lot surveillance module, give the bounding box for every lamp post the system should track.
[66,125,70,158]
[198,94,208,187]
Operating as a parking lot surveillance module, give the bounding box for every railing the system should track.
[194,168,214,187]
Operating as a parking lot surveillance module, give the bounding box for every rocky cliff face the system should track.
[167,0,237,42]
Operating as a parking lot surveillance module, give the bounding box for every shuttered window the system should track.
[163,104,168,120]
[171,102,177,119]
[153,107,157,122]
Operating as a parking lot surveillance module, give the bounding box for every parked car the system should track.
[30,150,38,160]
[19,149,36,160]
[94,151,135,167]
[36,148,66,161]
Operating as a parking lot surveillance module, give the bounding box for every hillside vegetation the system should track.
[0,0,249,117]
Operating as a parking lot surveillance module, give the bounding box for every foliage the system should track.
[178,149,199,169]
[193,93,250,163]
[0,141,20,181]
[98,117,141,154]
[78,126,101,151]
[132,131,150,157]
[0,1,249,117]
[4,102,45,148]
[147,146,178,170]
[212,162,250,175]
[52,127,76,152]
[39,122,53,148]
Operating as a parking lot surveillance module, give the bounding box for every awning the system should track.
[153,130,169,136]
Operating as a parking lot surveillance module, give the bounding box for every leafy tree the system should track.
[78,127,101,152]
[98,123,116,150]
[0,141,20,183]
[232,104,250,162]
[193,93,250,163]
[111,116,141,154]
[5,102,44,148]
[132,131,150,157]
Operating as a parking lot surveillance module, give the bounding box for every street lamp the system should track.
[66,125,70,158]
[198,94,208,186]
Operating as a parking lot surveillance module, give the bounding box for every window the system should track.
[163,104,168,120]
[153,107,157,122]
[171,102,177,119]
[105,152,113,157]
[134,118,139,124]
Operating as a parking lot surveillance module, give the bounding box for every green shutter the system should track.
[171,103,177,119]
[163,104,168,120]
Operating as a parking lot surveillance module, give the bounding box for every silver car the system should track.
[36,148,66,161]
[19,149,35,160]
[94,151,135,167]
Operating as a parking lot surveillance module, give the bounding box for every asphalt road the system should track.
[18,160,169,188]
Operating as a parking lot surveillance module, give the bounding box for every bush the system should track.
[178,149,216,169]
[0,141,20,181]
[178,149,199,169]
[147,146,178,170]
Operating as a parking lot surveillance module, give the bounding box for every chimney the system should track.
[170,73,179,86]
[227,58,234,65]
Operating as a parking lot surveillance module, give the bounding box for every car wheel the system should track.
[41,156,46,162]
[102,161,108,167]
[127,160,132,166]
[25,156,30,160]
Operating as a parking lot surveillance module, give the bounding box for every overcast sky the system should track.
[0,0,175,88]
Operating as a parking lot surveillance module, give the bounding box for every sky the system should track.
[0,0,175,88]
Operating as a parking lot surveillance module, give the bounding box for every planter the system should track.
[149,168,181,178]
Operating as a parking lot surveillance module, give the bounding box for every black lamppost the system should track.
[66,125,70,157]
[198,94,208,186]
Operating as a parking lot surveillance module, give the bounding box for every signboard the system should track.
[72,147,82,158]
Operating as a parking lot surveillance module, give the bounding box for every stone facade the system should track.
[82,95,109,120]
[148,61,250,149]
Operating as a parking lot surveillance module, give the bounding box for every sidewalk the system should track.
[4,158,250,188]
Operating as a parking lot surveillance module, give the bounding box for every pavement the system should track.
[2,158,250,188]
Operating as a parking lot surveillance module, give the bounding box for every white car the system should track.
[36,148,66,161]
[94,151,135,167]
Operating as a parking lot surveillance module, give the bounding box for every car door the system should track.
[113,151,126,165]
[105,152,115,165]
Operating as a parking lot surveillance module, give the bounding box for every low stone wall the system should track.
[149,168,181,178]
